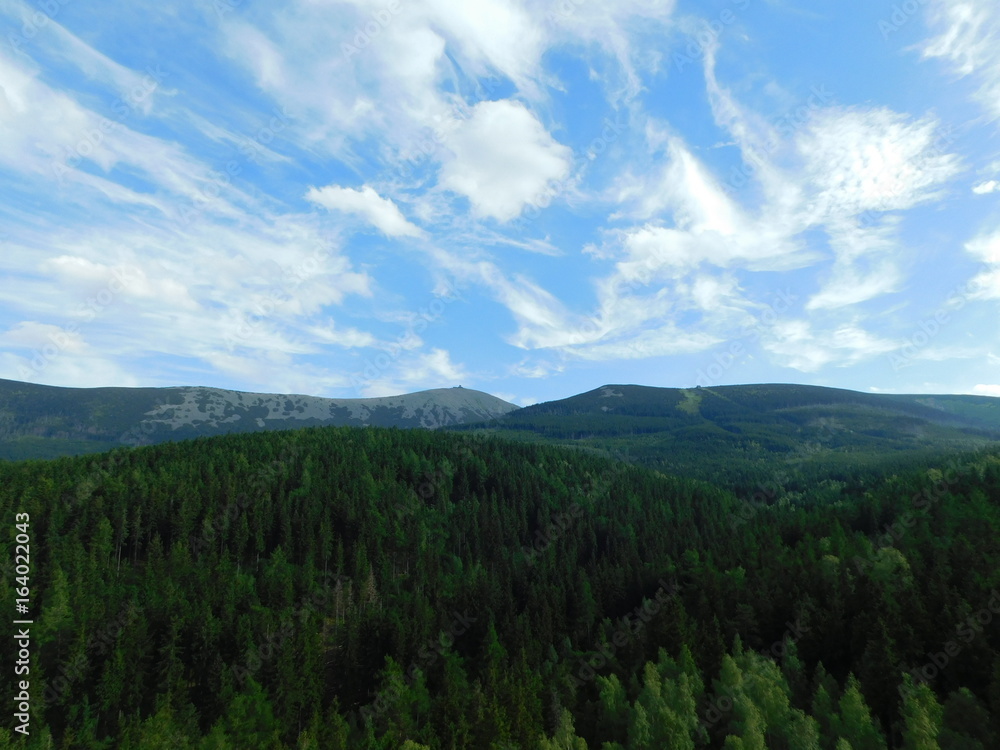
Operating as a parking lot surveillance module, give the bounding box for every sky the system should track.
[1,0,999,407]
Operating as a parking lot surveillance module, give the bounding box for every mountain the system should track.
[452,382,1000,492]
[0,378,519,460]
[6,405,1000,746]
[5,377,999,474]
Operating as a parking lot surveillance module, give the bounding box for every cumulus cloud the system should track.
[438,99,572,221]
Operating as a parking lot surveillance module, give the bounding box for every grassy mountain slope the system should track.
[454,383,1000,493]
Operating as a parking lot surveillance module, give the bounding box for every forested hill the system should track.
[454,383,1000,493]
[2,424,999,747]
[0,378,518,460]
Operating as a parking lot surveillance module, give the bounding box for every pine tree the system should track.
[832,675,886,750]
[900,675,943,750]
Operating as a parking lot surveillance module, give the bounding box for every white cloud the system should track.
[596,64,961,359]
[476,264,584,349]
[796,107,960,222]
[306,184,423,237]
[964,227,1000,299]
[0,322,145,388]
[0,49,258,223]
[1,0,994,399]
[0,350,143,388]
[922,0,1000,119]
[805,267,901,310]
[972,384,1000,397]
[357,347,470,397]
[562,325,720,361]
[0,206,377,395]
[512,358,564,378]
[613,136,741,232]
[0,321,89,354]
[438,99,572,221]
[3,0,167,115]
[967,229,1000,264]
[197,350,352,396]
[302,321,377,349]
[907,344,987,362]
[545,0,679,101]
[39,256,200,312]
[225,21,289,92]
[419,0,547,93]
[762,320,899,372]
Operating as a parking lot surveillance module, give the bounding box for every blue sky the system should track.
[1,0,999,406]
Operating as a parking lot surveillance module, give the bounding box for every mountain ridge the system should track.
[0,378,519,460]
[3,377,1000,466]
[451,381,1000,491]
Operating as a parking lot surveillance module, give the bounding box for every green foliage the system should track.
[0,424,998,747]
[453,383,1000,497]
[900,676,944,750]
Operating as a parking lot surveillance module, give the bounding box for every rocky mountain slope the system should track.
[0,379,519,459]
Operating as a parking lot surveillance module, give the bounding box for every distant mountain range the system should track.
[2,378,999,472]
[0,379,519,460]
[451,383,1000,491]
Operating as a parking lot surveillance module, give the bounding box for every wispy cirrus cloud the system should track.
[922,0,1000,120]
